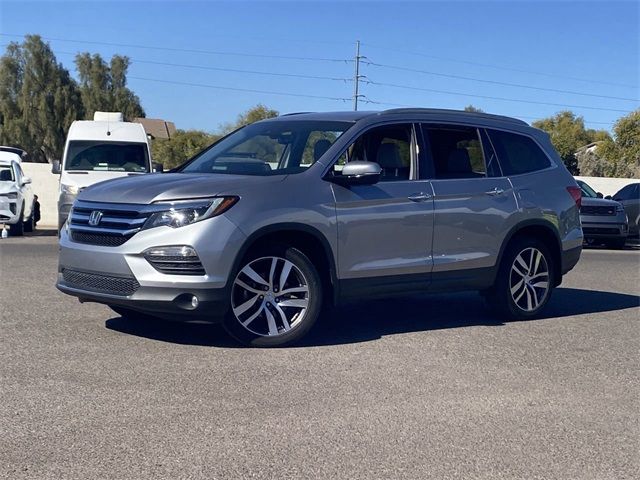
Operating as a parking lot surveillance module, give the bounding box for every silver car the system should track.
[57,109,583,346]
[577,179,628,249]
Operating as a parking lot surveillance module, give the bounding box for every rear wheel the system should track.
[223,246,322,347]
[488,237,554,320]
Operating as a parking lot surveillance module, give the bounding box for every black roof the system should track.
[271,109,528,126]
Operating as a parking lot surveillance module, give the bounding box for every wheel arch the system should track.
[497,220,563,287]
[230,223,338,302]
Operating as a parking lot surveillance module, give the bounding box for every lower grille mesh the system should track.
[62,269,139,296]
[71,232,130,247]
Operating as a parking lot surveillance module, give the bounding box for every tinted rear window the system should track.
[487,130,551,175]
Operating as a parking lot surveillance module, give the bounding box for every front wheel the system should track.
[223,246,322,347]
[8,203,25,236]
[488,237,554,320]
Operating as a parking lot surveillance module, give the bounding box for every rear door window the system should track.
[487,130,551,175]
[421,125,489,179]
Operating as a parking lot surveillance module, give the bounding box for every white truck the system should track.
[52,112,161,230]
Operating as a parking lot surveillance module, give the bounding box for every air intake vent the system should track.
[62,269,139,296]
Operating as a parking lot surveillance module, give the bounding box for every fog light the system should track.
[145,246,197,257]
[143,245,205,275]
[191,295,199,309]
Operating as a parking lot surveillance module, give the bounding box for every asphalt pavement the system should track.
[1,235,638,479]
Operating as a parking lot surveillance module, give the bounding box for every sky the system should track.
[0,0,638,132]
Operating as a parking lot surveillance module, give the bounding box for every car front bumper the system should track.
[56,215,247,321]
[580,212,629,240]
[0,196,19,224]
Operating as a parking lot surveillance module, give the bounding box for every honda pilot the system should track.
[57,109,583,346]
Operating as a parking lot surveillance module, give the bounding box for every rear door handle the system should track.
[408,192,432,202]
[485,187,505,196]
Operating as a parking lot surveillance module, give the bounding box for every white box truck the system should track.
[52,112,161,230]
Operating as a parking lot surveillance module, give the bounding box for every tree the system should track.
[0,35,84,162]
[463,105,484,113]
[595,110,640,178]
[75,53,144,120]
[221,104,278,133]
[151,130,217,169]
[533,111,610,175]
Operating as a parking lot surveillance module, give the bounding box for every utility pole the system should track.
[353,40,361,111]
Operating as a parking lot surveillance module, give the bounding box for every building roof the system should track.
[133,118,177,139]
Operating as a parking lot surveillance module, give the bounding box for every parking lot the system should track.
[1,234,638,479]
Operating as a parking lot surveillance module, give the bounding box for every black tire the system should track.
[223,245,323,347]
[8,203,24,236]
[604,238,626,250]
[488,236,555,320]
[23,211,34,233]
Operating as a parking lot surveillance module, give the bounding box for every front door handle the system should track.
[408,192,432,202]
[485,187,505,196]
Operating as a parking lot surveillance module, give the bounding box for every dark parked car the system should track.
[577,180,628,249]
[611,183,639,238]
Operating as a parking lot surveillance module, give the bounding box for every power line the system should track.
[127,76,351,103]
[363,61,640,102]
[364,80,632,113]
[0,33,353,63]
[50,49,352,83]
[361,43,639,90]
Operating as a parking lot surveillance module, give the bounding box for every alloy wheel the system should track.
[231,256,310,337]
[509,247,550,312]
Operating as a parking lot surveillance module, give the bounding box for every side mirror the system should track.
[330,161,381,186]
[605,195,613,200]
[51,160,61,174]
[596,192,603,198]
[21,176,32,186]
[153,162,164,173]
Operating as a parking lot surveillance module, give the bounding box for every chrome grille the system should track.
[69,200,151,247]
[580,205,616,216]
[62,269,140,296]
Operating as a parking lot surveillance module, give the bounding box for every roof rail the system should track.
[380,108,528,126]
[280,112,314,116]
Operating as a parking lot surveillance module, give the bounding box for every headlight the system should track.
[143,197,238,230]
[5,192,18,199]
[61,184,79,195]
[616,204,625,213]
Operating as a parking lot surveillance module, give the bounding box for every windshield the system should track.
[65,141,150,172]
[0,165,15,182]
[180,120,353,176]
[578,180,598,198]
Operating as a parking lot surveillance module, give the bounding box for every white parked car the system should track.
[0,149,35,236]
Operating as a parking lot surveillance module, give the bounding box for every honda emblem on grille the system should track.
[88,211,103,226]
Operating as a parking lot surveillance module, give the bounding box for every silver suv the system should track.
[57,109,583,346]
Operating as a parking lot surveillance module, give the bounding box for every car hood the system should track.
[581,197,622,208]
[61,171,141,189]
[0,181,18,194]
[78,173,286,204]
